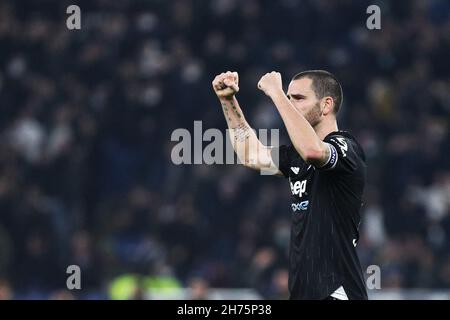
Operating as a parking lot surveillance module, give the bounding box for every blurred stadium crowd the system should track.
[0,0,449,299]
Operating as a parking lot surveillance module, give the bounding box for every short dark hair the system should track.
[291,70,343,114]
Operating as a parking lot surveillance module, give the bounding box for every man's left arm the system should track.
[257,72,330,168]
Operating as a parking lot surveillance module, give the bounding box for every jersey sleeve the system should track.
[271,145,306,178]
[318,135,363,174]
[270,145,290,178]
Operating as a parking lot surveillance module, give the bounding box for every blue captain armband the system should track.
[318,143,338,170]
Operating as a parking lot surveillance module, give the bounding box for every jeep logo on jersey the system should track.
[290,180,307,197]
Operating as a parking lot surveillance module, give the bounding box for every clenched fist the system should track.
[212,71,239,99]
[257,71,283,97]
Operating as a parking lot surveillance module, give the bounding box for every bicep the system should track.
[318,137,360,173]
[304,141,333,169]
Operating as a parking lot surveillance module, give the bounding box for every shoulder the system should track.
[318,131,366,174]
[325,131,366,162]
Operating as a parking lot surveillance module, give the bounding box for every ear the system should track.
[321,97,334,116]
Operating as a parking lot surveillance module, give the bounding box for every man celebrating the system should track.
[212,70,368,300]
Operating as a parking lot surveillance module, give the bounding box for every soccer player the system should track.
[212,70,367,300]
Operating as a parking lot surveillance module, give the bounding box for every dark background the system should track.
[0,0,449,299]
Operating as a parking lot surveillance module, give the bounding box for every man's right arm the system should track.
[212,72,281,175]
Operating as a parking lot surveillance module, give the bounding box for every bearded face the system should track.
[302,101,323,127]
[287,78,324,128]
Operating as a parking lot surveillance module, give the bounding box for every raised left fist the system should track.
[257,71,283,97]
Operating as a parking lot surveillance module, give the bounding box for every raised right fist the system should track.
[212,71,239,99]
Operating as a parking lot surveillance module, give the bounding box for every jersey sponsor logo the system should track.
[292,200,309,212]
[290,179,307,197]
[290,167,300,174]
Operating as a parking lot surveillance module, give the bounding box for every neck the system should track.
[313,117,338,141]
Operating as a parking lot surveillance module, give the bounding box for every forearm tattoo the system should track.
[221,103,232,122]
[230,101,242,119]
[233,122,250,142]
